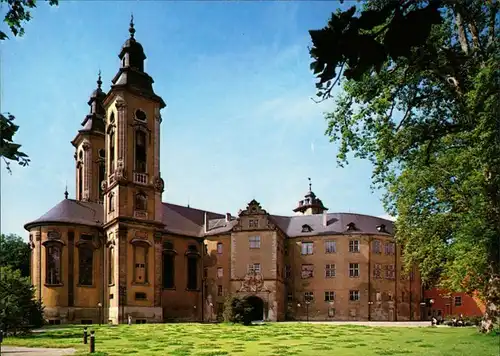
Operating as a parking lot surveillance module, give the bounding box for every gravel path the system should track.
[0,346,76,355]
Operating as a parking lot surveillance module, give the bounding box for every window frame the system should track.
[349,263,360,278]
[249,236,261,249]
[301,241,314,255]
[349,239,360,253]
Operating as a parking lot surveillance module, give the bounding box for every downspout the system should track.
[395,242,398,321]
[368,236,372,321]
[38,226,42,302]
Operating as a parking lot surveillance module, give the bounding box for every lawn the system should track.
[3,323,499,356]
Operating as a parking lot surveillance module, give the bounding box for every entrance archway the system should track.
[244,295,264,321]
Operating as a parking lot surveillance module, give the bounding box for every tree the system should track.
[0,0,58,173]
[0,233,31,277]
[222,295,254,325]
[0,266,44,334]
[309,0,499,332]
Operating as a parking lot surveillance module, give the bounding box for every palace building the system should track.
[24,20,423,325]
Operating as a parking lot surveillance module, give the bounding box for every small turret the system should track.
[293,178,328,215]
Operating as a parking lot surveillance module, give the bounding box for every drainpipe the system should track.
[368,236,372,321]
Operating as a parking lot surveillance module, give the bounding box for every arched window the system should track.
[78,245,94,286]
[109,129,115,174]
[108,192,115,212]
[77,162,83,200]
[108,246,115,285]
[135,192,147,211]
[135,130,147,173]
[46,244,62,285]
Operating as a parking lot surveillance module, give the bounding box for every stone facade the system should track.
[25,20,424,325]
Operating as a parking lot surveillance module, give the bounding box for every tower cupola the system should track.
[293,178,328,215]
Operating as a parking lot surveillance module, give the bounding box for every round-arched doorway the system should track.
[244,295,264,321]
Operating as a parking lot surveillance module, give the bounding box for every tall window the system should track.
[324,291,335,302]
[135,130,147,173]
[163,253,175,289]
[108,246,115,285]
[46,245,62,285]
[217,267,223,278]
[249,219,259,228]
[349,263,360,278]
[349,240,360,252]
[216,242,223,254]
[301,242,313,255]
[301,264,314,279]
[385,242,395,255]
[454,296,462,306]
[77,163,83,200]
[372,240,382,254]
[187,256,198,290]
[109,129,115,174]
[135,193,147,211]
[349,290,360,301]
[325,240,336,253]
[304,291,314,302]
[373,263,382,279]
[134,245,148,283]
[249,236,261,249]
[98,161,105,199]
[108,193,115,212]
[78,246,93,286]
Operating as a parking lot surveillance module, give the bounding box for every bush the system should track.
[222,295,255,325]
[0,266,44,334]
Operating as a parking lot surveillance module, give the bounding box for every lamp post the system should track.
[97,302,102,326]
[419,302,426,321]
[368,301,373,321]
[193,305,197,321]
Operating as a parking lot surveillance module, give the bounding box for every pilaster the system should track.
[115,98,127,180]
[82,141,92,201]
[154,232,162,307]
[117,227,128,322]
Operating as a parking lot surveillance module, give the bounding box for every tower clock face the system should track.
[135,109,147,121]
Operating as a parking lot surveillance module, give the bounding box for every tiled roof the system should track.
[24,200,394,238]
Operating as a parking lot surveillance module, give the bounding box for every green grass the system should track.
[3,323,499,356]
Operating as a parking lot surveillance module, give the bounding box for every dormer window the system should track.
[376,224,387,233]
[302,224,313,233]
[346,222,356,231]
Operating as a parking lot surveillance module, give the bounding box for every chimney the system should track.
[204,212,209,233]
[225,213,231,223]
[323,211,328,227]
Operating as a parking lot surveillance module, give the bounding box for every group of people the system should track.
[431,312,465,327]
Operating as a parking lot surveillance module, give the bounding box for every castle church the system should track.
[25,19,423,324]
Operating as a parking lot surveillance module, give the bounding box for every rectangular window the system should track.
[135,292,147,300]
[385,242,395,255]
[372,240,382,254]
[187,256,198,290]
[216,242,223,254]
[324,291,335,302]
[325,264,336,278]
[46,244,62,285]
[163,253,175,289]
[301,242,313,255]
[249,219,259,228]
[301,264,314,279]
[304,291,314,302]
[287,292,293,302]
[454,296,462,306]
[247,263,261,274]
[349,290,360,301]
[249,236,261,249]
[373,263,382,279]
[349,263,360,278]
[385,264,395,279]
[349,240,360,253]
[217,285,223,296]
[285,265,291,279]
[217,267,223,278]
[325,240,336,253]
[78,246,94,286]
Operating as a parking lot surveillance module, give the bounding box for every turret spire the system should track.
[129,13,135,39]
[64,183,69,199]
[97,70,102,89]
[308,177,312,192]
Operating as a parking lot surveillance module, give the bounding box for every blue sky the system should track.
[1,1,392,239]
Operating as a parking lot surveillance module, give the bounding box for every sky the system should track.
[1,1,394,239]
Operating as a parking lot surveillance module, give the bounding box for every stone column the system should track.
[154,232,162,307]
[117,227,128,323]
[82,141,92,201]
[115,99,128,179]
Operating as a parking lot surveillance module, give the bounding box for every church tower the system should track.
[101,17,166,324]
[71,72,107,203]
[293,178,328,215]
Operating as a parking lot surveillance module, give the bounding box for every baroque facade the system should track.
[25,20,423,325]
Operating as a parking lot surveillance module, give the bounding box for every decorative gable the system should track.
[238,199,267,216]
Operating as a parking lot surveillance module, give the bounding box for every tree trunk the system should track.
[480,274,500,333]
